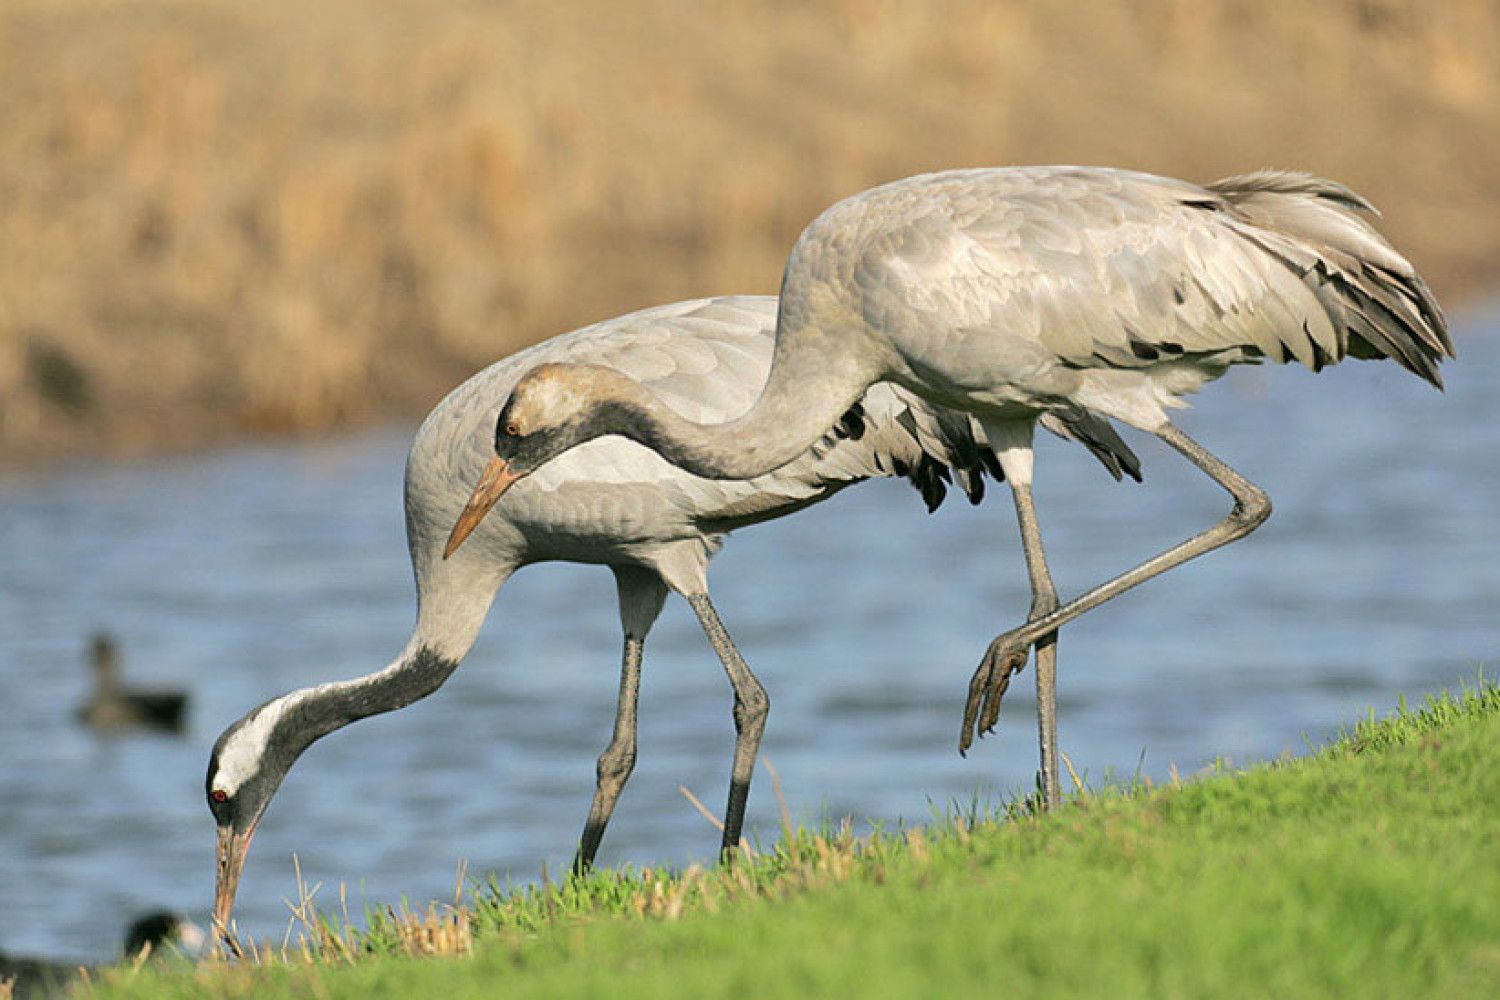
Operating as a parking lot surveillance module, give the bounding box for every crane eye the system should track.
[210,789,229,804]
[505,423,520,437]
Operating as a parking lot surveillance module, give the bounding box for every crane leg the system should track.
[974,418,1061,808]
[960,421,1271,755]
[574,567,666,874]
[687,592,769,862]
[1012,481,1062,810]
[572,634,644,874]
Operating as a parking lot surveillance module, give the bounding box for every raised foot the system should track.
[958,632,1030,755]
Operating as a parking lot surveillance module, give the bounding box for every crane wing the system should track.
[857,167,1447,386]
[411,292,1132,548]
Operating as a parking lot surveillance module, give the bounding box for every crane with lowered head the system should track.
[205,294,1139,936]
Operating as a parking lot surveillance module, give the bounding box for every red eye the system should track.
[211,789,228,804]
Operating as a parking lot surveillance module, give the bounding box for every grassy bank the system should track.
[76,682,1500,999]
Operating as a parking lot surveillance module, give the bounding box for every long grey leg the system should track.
[686,591,769,860]
[976,418,1062,808]
[1013,482,1062,810]
[573,568,666,874]
[961,421,1271,753]
[572,634,643,873]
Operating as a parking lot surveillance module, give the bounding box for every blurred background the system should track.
[2,0,1498,461]
[1,0,1497,966]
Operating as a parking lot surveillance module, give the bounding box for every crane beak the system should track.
[444,456,525,559]
[213,822,255,949]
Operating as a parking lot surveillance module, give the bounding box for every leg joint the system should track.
[596,743,637,784]
[1029,589,1060,619]
[733,683,770,731]
[1230,483,1272,531]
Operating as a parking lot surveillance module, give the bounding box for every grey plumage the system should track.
[454,166,1451,813]
[794,167,1449,419]
[412,294,1133,553]
[1203,171,1449,383]
[207,294,1041,930]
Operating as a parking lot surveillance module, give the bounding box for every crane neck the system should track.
[297,643,462,745]
[248,574,500,775]
[209,552,507,814]
[606,317,884,480]
[208,636,466,810]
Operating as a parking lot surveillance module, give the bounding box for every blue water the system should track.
[2,302,1497,961]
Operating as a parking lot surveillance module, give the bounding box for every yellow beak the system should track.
[213,822,255,952]
[444,456,525,559]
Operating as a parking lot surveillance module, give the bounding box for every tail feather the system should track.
[1208,170,1453,388]
[1039,410,1143,483]
[829,383,1144,518]
[888,402,993,510]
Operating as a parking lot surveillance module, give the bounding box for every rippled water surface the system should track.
[3,304,1497,960]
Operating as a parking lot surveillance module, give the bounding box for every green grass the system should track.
[84,682,1500,999]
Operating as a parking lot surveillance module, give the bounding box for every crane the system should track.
[204,295,1140,934]
[444,167,1451,810]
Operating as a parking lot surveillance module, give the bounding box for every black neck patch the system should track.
[287,645,461,753]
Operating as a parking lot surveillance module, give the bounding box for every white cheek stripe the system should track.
[213,696,299,796]
[209,650,421,797]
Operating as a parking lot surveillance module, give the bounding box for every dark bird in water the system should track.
[444,166,1452,811]
[0,912,204,999]
[77,633,188,733]
[121,912,203,959]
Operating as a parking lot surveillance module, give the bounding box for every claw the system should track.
[958,636,1031,755]
[959,661,990,755]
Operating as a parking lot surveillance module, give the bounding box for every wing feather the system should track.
[848,167,1446,389]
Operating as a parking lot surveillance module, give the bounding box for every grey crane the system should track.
[204,295,1135,934]
[444,167,1452,811]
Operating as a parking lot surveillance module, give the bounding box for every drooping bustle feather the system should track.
[1207,170,1453,387]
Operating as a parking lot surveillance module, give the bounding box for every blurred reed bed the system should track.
[0,0,1496,465]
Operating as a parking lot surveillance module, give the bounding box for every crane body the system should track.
[208,294,1134,933]
[448,166,1451,809]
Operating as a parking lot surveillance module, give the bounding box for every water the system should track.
[3,303,1497,962]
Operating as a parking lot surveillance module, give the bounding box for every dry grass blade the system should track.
[387,904,473,958]
[761,758,795,848]
[677,785,725,833]
[1060,750,1085,794]
[214,919,247,962]
[452,859,469,908]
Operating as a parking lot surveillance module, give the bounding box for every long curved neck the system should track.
[611,319,884,480]
[264,573,500,764]
[211,555,509,812]
[274,641,463,759]
[213,636,469,805]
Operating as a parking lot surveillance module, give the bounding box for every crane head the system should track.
[205,699,302,947]
[445,363,633,558]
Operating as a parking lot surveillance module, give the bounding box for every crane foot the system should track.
[958,634,1029,755]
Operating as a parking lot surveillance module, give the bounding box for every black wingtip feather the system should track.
[1211,170,1451,390]
[835,401,867,440]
